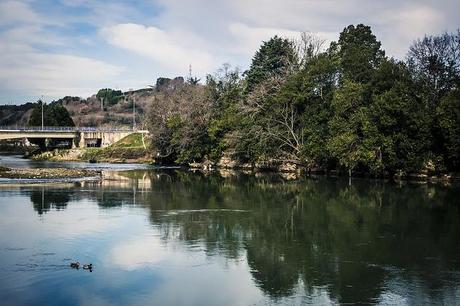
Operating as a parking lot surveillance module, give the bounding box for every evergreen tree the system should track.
[28,101,75,127]
[245,36,297,92]
[330,24,385,84]
[96,88,124,107]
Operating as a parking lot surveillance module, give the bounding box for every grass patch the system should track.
[111,133,146,149]
[80,133,150,162]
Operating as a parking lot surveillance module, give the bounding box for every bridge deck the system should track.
[0,126,144,132]
[0,127,149,147]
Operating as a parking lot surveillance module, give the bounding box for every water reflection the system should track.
[30,188,73,214]
[0,170,459,305]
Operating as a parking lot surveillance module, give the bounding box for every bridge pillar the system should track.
[71,132,82,149]
[78,138,86,148]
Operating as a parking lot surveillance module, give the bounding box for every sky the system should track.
[0,0,459,104]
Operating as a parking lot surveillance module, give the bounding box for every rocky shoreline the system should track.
[188,158,460,183]
[0,166,101,180]
[31,147,151,164]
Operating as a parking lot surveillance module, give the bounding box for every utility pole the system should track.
[100,97,104,111]
[41,95,44,130]
[131,90,136,131]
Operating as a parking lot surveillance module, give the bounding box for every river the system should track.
[0,155,459,305]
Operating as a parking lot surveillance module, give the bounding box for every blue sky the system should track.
[0,0,459,104]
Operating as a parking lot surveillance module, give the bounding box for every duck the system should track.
[82,263,93,270]
[70,262,80,269]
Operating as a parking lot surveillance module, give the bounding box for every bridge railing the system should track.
[0,126,139,132]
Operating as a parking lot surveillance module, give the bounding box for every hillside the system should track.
[61,88,152,128]
[0,103,35,126]
[0,77,188,128]
[0,88,159,128]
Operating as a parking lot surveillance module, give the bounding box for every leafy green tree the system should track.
[143,26,460,175]
[28,101,75,127]
[297,53,338,168]
[206,64,244,160]
[96,88,124,107]
[407,30,460,170]
[241,52,338,167]
[245,36,297,92]
[368,59,431,173]
[327,80,380,175]
[330,24,385,84]
[436,89,460,170]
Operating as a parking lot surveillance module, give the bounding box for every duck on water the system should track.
[70,262,93,271]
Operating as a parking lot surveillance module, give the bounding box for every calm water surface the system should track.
[0,158,459,305]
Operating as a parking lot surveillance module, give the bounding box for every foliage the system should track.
[28,101,75,127]
[96,88,124,107]
[148,82,213,164]
[369,59,432,173]
[330,24,385,84]
[407,30,460,107]
[436,89,460,170]
[206,64,244,160]
[245,36,297,92]
[327,80,380,174]
[146,25,460,176]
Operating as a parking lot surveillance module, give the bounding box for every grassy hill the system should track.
[80,133,150,163]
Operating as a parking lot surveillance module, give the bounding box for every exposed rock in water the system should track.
[0,167,101,179]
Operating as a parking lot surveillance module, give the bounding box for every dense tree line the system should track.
[28,101,75,127]
[96,88,124,107]
[148,24,460,176]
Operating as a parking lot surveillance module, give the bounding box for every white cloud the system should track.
[102,23,219,77]
[228,23,298,55]
[0,52,123,97]
[1,0,460,102]
[376,5,444,58]
[0,27,123,99]
[0,0,44,25]
[109,236,169,270]
[0,3,123,101]
[154,0,457,60]
[2,26,67,47]
[228,23,338,56]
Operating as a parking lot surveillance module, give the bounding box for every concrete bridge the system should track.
[0,127,149,148]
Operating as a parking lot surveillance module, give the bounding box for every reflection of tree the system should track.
[30,188,72,215]
[25,170,460,304]
[143,172,460,304]
[96,191,125,208]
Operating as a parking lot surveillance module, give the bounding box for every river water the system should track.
[0,156,459,305]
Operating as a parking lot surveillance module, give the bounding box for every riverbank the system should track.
[0,166,101,180]
[31,147,151,164]
[188,157,460,183]
[30,133,152,164]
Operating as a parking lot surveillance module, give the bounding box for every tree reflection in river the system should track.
[141,172,460,304]
[30,187,74,215]
[22,170,460,304]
